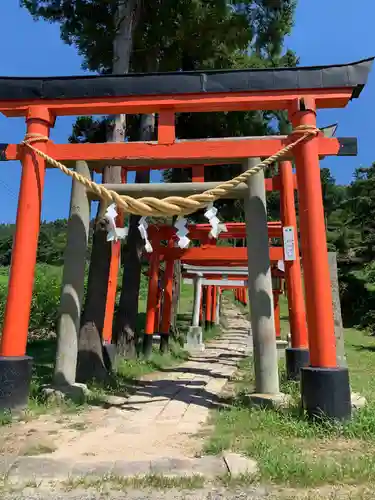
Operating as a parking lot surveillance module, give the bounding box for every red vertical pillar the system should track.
[290,98,350,420]
[205,285,212,328]
[102,169,127,345]
[211,286,217,324]
[160,241,174,353]
[1,107,53,357]
[102,240,121,344]
[273,291,281,339]
[143,239,160,358]
[154,287,161,333]
[0,106,53,410]
[279,160,310,379]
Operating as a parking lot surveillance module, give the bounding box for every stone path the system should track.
[1,300,253,487]
[2,486,272,500]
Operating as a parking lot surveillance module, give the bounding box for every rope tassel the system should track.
[174,216,190,249]
[138,217,153,253]
[104,203,128,242]
[204,203,227,239]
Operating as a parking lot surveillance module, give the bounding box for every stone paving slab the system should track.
[5,455,229,484]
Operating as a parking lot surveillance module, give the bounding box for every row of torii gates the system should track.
[0,57,372,421]
[137,221,286,353]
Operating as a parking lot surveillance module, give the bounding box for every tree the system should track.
[344,164,375,262]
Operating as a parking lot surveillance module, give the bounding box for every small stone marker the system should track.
[223,452,258,477]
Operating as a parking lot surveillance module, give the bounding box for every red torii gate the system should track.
[142,222,283,351]
[0,58,371,419]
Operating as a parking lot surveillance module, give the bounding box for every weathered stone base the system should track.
[301,366,351,421]
[276,340,288,360]
[246,392,292,410]
[222,452,258,476]
[42,383,91,405]
[0,356,33,411]
[351,391,367,410]
[184,326,205,353]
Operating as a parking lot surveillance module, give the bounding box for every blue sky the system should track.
[0,1,374,223]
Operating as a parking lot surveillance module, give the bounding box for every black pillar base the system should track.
[286,347,310,381]
[300,366,351,421]
[102,343,117,370]
[143,334,154,359]
[159,334,169,354]
[0,356,33,411]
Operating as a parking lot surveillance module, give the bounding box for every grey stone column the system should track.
[328,252,347,368]
[242,159,280,395]
[185,276,204,351]
[54,161,91,386]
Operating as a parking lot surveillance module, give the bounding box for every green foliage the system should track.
[0,219,95,267]
[20,1,297,73]
[365,262,375,285]
[344,164,375,262]
[0,265,62,337]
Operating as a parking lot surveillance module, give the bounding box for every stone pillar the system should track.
[328,252,347,368]
[185,276,204,352]
[54,161,91,387]
[242,159,280,397]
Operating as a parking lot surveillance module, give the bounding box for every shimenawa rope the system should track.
[21,125,318,217]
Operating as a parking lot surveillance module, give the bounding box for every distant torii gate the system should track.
[182,265,285,339]
[142,222,283,352]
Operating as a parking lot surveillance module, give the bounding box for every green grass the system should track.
[62,474,205,492]
[205,326,375,488]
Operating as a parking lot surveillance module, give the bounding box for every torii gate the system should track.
[142,222,284,355]
[0,57,372,420]
[182,264,285,338]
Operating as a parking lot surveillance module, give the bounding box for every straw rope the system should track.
[21,125,318,217]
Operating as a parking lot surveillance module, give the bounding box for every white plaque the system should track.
[283,226,296,261]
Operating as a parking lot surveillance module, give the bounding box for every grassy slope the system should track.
[205,294,375,488]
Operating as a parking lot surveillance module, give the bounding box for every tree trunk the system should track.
[76,0,140,381]
[113,113,155,357]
